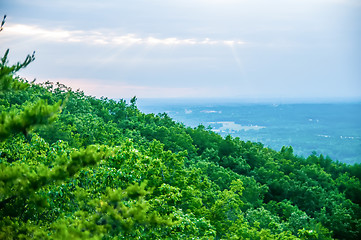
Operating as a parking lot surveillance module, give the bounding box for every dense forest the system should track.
[1,23,361,239]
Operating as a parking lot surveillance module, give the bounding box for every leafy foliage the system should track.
[0,18,360,239]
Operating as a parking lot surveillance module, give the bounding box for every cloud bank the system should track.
[4,24,246,47]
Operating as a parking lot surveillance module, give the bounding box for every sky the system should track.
[1,0,360,102]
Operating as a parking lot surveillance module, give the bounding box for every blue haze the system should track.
[137,100,361,165]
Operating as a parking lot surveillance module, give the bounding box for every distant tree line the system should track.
[0,16,360,239]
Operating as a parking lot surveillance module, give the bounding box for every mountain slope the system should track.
[0,52,360,239]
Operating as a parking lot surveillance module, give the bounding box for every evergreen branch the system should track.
[0,15,6,32]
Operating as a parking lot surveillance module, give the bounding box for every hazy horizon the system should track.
[2,0,360,101]
[134,97,361,106]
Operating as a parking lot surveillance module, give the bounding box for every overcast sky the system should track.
[1,0,360,102]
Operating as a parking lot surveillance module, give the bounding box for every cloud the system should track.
[4,24,246,47]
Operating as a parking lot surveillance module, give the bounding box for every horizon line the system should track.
[120,97,361,105]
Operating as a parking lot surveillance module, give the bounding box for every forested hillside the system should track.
[1,41,361,239]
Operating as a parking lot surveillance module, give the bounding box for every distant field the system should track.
[138,100,361,165]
